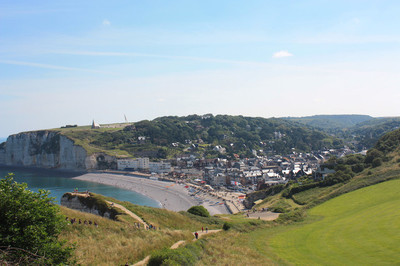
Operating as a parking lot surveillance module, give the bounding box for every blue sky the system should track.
[1,0,400,137]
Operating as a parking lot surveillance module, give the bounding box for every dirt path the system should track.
[133,229,222,266]
[245,211,280,221]
[170,240,186,249]
[194,229,221,240]
[106,200,148,227]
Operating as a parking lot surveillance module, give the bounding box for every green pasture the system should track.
[269,178,400,265]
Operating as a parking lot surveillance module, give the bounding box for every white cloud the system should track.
[272,50,293,58]
[102,19,111,26]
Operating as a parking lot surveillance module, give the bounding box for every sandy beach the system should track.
[73,173,229,215]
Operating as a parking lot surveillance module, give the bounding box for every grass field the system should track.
[269,178,400,265]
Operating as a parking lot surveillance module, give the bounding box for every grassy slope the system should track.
[59,193,224,265]
[269,178,400,265]
[60,206,192,265]
[54,126,131,156]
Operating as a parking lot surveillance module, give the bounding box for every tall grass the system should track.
[93,193,223,231]
[60,207,192,265]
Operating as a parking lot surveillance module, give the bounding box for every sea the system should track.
[0,166,161,208]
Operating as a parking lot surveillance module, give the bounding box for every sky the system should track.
[1,0,400,137]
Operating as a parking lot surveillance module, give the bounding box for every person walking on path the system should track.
[194,232,199,239]
[202,227,204,232]
[206,227,208,233]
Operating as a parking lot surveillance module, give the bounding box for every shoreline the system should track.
[1,165,230,215]
[72,173,229,215]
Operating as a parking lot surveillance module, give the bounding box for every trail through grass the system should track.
[269,178,400,265]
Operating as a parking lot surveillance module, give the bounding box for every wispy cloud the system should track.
[50,50,270,67]
[272,50,293,58]
[102,19,111,26]
[0,60,112,74]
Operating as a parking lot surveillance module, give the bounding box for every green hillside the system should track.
[283,114,373,130]
[55,114,342,159]
[269,178,400,265]
[350,117,400,150]
[283,115,400,151]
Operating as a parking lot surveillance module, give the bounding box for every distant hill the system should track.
[58,114,343,159]
[282,115,400,151]
[282,114,373,130]
[349,117,400,150]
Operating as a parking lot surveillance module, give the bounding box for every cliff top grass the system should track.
[50,125,131,157]
[269,178,400,265]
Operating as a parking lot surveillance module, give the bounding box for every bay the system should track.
[0,166,161,208]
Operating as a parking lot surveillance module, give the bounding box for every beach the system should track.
[73,173,230,215]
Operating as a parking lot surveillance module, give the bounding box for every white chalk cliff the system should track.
[0,131,116,170]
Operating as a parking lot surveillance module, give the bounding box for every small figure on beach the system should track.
[194,232,199,239]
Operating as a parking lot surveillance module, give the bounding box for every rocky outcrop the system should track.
[243,184,286,209]
[1,131,116,170]
[61,193,118,219]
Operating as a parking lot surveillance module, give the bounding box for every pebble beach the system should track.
[73,173,230,215]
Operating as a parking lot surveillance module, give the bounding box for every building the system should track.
[117,157,150,171]
[91,120,101,129]
[149,161,172,173]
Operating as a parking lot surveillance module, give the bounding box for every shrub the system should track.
[187,206,210,217]
[372,158,382,168]
[351,163,365,173]
[0,174,74,265]
[148,239,206,266]
[223,222,232,231]
[365,148,383,165]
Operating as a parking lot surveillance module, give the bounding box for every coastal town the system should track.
[116,146,357,189]
[113,145,361,213]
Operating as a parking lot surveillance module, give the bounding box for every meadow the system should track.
[269,178,400,265]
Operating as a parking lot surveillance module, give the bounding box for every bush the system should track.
[222,220,263,232]
[365,148,383,165]
[148,239,206,266]
[223,222,232,231]
[0,174,74,265]
[276,209,307,223]
[187,206,210,217]
[351,163,365,173]
[372,158,382,168]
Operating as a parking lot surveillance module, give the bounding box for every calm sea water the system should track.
[0,166,161,208]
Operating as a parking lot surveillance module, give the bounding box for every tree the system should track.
[0,174,74,265]
[187,206,210,217]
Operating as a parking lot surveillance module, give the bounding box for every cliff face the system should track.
[61,193,117,219]
[0,131,116,170]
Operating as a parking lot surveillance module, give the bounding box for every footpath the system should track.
[106,200,222,266]
[106,200,148,228]
[133,229,221,266]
